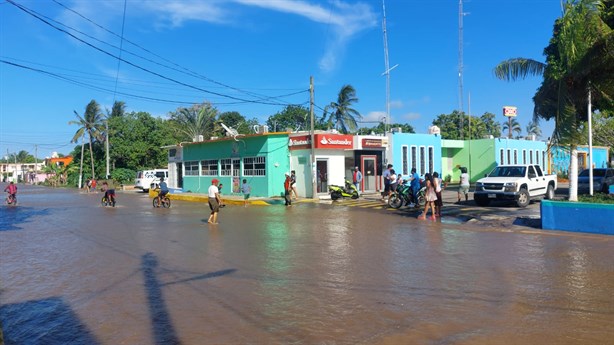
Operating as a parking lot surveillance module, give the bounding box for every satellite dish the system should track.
[220,122,241,141]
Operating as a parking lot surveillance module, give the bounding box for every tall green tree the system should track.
[69,100,104,179]
[359,122,415,135]
[169,102,218,141]
[526,120,542,138]
[494,0,613,201]
[502,118,522,138]
[481,112,502,138]
[266,105,310,132]
[323,85,362,133]
[432,110,489,139]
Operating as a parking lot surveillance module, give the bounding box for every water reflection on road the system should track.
[0,185,613,344]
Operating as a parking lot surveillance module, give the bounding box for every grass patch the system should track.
[577,193,614,204]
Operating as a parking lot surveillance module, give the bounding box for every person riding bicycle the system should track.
[156,177,169,203]
[4,181,17,201]
[101,180,115,204]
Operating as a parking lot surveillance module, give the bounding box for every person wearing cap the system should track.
[208,179,222,224]
[352,166,362,192]
[284,172,292,206]
[382,164,393,200]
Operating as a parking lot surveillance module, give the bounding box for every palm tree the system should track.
[323,85,362,133]
[69,100,104,180]
[502,118,522,138]
[526,121,542,139]
[169,102,217,141]
[493,0,612,201]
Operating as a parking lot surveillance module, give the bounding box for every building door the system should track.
[578,152,587,170]
[176,163,183,188]
[316,159,328,193]
[232,158,241,193]
[361,156,377,193]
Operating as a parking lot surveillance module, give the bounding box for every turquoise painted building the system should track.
[180,133,290,197]
[550,145,610,176]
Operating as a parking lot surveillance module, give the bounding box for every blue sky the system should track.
[1,0,562,159]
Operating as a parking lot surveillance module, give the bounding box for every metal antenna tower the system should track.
[458,0,465,138]
[382,0,398,133]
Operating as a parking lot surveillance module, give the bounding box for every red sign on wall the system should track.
[362,138,383,148]
[314,134,353,149]
[288,134,354,150]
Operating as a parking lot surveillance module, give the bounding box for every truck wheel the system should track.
[474,195,490,206]
[545,184,555,200]
[516,188,530,208]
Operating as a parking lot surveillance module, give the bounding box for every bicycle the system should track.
[101,194,116,207]
[153,190,171,208]
[6,193,17,205]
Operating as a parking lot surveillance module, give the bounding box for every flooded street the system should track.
[1,185,613,344]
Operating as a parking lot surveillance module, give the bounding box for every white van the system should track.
[135,169,168,192]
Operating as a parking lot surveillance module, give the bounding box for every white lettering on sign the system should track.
[320,136,352,146]
[289,137,311,146]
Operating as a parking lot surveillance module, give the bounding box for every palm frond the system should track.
[493,58,547,81]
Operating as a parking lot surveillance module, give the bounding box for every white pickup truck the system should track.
[474,164,557,207]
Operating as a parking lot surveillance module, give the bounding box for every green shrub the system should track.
[111,168,136,185]
[577,193,614,204]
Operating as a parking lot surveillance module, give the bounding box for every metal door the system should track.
[361,156,377,192]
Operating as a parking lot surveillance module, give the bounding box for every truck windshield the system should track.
[489,166,526,177]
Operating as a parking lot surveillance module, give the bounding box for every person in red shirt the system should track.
[4,181,17,203]
[284,172,292,206]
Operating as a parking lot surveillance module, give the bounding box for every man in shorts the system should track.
[241,179,251,207]
[208,179,221,224]
[382,164,393,201]
[457,167,470,203]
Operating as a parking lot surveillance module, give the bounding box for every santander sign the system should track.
[288,134,354,150]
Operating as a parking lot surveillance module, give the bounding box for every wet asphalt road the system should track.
[1,185,613,344]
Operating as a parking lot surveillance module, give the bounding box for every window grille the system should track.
[220,158,232,176]
[201,159,218,176]
[243,156,266,176]
[428,147,434,174]
[419,146,426,174]
[411,146,417,171]
[402,146,408,175]
[184,161,199,176]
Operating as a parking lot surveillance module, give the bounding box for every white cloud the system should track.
[400,112,421,121]
[390,100,403,109]
[135,0,378,72]
[362,111,387,122]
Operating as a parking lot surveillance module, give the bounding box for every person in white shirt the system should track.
[458,167,470,203]
[208,179,221,224]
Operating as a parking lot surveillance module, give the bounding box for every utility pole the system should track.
[310,76,317,200]
[106,119,110,178]
[381,0,397,134]
[458,0,465,139]
[34,144,38,184]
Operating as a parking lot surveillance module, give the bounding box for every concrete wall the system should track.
[389,133,442,178]
[551,145,610,176]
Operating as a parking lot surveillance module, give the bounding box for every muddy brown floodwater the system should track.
[1,185,613,344]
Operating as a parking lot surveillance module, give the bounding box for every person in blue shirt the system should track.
[156,177,169,204]
[409,168,421,207]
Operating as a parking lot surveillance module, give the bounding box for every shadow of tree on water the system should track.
[0,207,50,231]
[0,297,100,345]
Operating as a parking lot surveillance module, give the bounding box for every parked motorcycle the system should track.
[388,182,425,209]
[329,180,359,200]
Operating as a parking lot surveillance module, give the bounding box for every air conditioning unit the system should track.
[428,125,440,135]
[192,135,204,142]
[391,127,402,133]
[262,125,269,133]
[210,136,218,140]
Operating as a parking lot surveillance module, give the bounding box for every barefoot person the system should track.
[207,179,221,224]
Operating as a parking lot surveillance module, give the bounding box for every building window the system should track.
[411,146,417,171]
[402,146,408,175]
[243,156,266,176]
[523,150,527,164]
[201,159,218,176]
[220,158,232,176]
[535,150,540,166]
[500,149,504,165]
[507,149,511,165]
[543,151,547,171]
[184,161,199,176]
[428,146,434,174]
[419,146,426,174]
[529,150,534,164]
[513,149,518,164]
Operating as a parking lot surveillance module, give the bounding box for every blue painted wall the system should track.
[390,133,442,177]
[542,200,614,235]
[550,145,610,176]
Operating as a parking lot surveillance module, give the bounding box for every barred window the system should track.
[507,149,511,165]
[402,146,408,175]
[500,149,504,165]
[428,146,434,174]
[201,159,218,176]
[184,161,199,176]
[220,158,232,176]
[419,146,426,174]
[529,150,534,164]
[513,150,518,164]
[243,156,266,176]
[523,150,527,164]
[535,150,540,166]
[411,146,417,171]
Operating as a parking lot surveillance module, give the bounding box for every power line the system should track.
[6,0,300,106]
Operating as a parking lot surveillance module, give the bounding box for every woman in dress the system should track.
[418,173,438,220]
